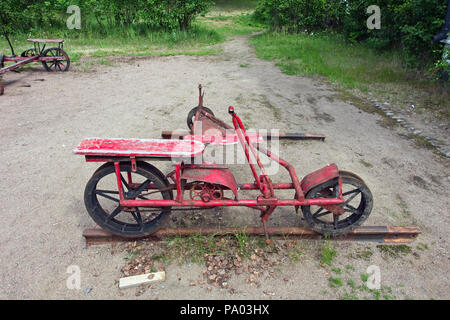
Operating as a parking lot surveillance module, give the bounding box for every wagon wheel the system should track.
[301,171,373,236]
[187,106,215,130]
[84,162,173,237]
[21,49,37,57]
[41,47,70,72]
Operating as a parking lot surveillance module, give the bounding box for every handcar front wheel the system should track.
[84,162,173,237]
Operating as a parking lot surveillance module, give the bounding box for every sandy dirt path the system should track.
[0,34,449,300]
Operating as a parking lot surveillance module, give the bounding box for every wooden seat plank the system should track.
[27,38,64,43]
[74,138,205,158]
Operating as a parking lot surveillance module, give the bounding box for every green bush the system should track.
[254,0,341,32]
[0,0,213,33]
[254,0,448,67]
[342,0,447,66]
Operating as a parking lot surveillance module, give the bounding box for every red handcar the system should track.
[74,95,373,241]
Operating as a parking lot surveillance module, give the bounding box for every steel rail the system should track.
[83,225,421,247]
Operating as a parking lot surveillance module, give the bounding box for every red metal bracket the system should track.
[130,157,137,172]
[175,162,183,202]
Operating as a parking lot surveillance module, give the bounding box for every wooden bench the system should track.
[27,39,64,43]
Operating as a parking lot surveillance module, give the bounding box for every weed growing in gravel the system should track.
[233,230,250,257]
[348,246,373,261]
[376,244,412,259]
[278,238,304,262]
[331,267,342,274]
[328,277,343,288]
[167,233,218,263]
[125,248,141,261]
[345,265,355,272]
[416,243,429,251]
[360,273,369,282]
[347,279,356,289]
[320,241,337,265]
[340,292,359,300]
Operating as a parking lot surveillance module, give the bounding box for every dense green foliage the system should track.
[254,0,448,66]
[0,0,213,33]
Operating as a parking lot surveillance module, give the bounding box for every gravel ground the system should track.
[0,34,448,300]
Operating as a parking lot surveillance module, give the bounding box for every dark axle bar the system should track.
[161,130,326,141]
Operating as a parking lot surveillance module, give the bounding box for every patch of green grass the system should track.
[285,240,303,262]
[212,0,260,13]
[382,285,393,294]
[1,24,223,62]
[372,289,382,300]
[125,248,141,261]
[166,233,217,264]
[416,242,429,251]
[1,11,263,71]
[320,241,337,266]
[340,292,359,300]
[347,279,356,289]
[151,253,172,263]
[348,247,373,261]
[233,229,250,257]
[360,273,369,282]
[345,265,355,272]
[328,277,343,288]
[251,32,406,90]
[240,63,250,68]
[199,13,264,39]
[331,267,342,274]
[376,244,412,259]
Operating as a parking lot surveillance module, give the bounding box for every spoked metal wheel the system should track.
[84,162,173,237]
[187,106,215,130]
[301,171,373,236]
[21,49,37,57]
[42,47,70,72]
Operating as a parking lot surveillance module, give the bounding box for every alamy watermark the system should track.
[66,265,81,290]
[175,121,281,175]
[66,5,81,30]
[367,5,381,30]
[366,265,381,289]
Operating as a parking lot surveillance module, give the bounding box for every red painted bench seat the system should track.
[74,138,205,158]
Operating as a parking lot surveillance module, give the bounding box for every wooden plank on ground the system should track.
[119,271,166,289]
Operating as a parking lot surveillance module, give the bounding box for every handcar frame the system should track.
[75,87,373,242]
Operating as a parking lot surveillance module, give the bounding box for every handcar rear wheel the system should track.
[42,48,70,72]
[187,106,215,130]
[301,171,373,236]
[84,162,173,237]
